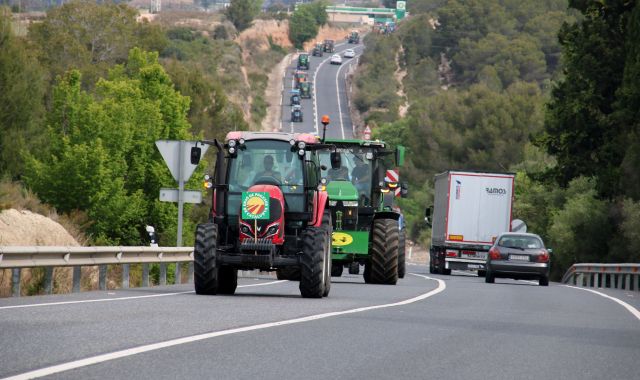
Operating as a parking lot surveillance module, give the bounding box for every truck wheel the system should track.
[370,219,399,285]
[442,268,452,275]
[331,263,343,277]
[398,228,406,279]
[348,262,360,274]
[429,261,435,274]
[300,227,326,298]
[194,223,220,295]
[539,275,549,286]
[218,266,237,295]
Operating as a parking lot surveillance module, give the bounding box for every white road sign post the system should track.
[156,140,208,247]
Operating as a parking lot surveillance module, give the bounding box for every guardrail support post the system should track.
[160,263,167,286]
[615,274,621,289]
[605,273,610,288]
[99,265,107,290]
[636,274,639,292]
[188,262,194,283]
[142,264,149,287]
[174,262,181,285]
[577,273,584,287]
[587,273,592,288]
[594,273,600,288]
[122,264,130,289]
[44,267,53,294]
[72,266,81,293]
[12,268,21,297]
[625,274,631,290]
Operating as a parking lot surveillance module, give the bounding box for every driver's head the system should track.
[263,155,274,171]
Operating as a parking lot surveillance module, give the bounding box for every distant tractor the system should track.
[294,71,308,90]
[319,137,408,284]
[299,82,312,99]
[291,105,303,122]
[312,43,324,57]
[323,39,335,53]
[297,53,309,70]
[348,30,360,44]
[190,132,337,298]
[290,90,301,106]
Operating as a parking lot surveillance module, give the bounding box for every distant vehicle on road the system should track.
[299,82,312,99]
[291,105,303,122]
[290,91,301,106]
[312,43,324,57]
[485,232,551,286]
[330,54,342,65]
[297,53,309,70]
[348,30,360,44]
[323,39,335,53]
[343,49,356,58]
[426,171,515,276]
[294,70,308,89]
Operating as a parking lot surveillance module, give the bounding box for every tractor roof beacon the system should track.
[190,132,339,298]
[318,136,409,283]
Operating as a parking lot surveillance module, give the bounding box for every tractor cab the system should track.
[312,43,324,57]
[297,53,309,70]
[190,132,339,298]
[294,71,307,89]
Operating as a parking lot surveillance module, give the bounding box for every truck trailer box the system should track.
[430,171,515,273]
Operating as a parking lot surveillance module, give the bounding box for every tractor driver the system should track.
[351,157,371,204]
[252,155,282,184]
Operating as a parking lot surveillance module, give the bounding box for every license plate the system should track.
[475,252,487,259]
[510,254,529,261]
[468,264,483,269]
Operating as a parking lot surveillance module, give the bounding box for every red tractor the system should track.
[190,132,338,298]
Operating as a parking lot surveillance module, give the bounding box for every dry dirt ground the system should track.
[0,209,81,297]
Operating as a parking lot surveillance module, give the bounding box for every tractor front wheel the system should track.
[398,228,406,279]
[370,219,399,285]
[300,227,328,298]
[194,223,220,295]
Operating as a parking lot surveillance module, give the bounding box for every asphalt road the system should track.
[1,267,638,380]
[281,41,364,138]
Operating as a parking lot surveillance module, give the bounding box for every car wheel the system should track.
[485,270,495,283]
[539,276,549,286]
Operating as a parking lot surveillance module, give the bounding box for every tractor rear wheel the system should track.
[300,227,327,298]
[370,219,399,285]
[398,228,406,279]
[194,223,220,295]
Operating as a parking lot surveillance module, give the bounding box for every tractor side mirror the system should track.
[320,164,327,171]
[330,151,342,170]
[424,206,432,227]
[400,181,409,198]
[395,145,406,167]
[190,146,202,165]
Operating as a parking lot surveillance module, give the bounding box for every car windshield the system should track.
[319,146,373,206]
[498,235,543,249]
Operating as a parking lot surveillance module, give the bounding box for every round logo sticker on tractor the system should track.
[332,232,353,246]
[241,192,270,220]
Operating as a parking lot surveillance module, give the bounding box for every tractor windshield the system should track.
[227,140,305,215]
[319,147,373,206]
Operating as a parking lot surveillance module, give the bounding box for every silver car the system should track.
[485,232,551,286]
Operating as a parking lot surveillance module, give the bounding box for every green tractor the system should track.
[297,53,309,70]
[318,139,408,284]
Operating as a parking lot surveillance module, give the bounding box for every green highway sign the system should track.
[241,192,270,220]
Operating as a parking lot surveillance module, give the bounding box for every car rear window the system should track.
[498,236,543,249]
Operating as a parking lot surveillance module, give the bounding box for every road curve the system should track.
[1,268,638,379]
[281,41,364,138]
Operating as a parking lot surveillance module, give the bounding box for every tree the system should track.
[0,8,45,179]
[23,49,198,245]
[288,6,319,49]
[225,0,262,32]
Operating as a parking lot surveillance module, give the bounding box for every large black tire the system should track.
[218,266,237,295]
[363,262,372,283]
[300,227,327,298]
[348,262,360,275]
[398,228,406,279]
[194,223,220,295]
[485,270,495,283]
[442,268,452,275]
[276,267,301,281]
[321,210,332,297]
[539,275,549,286]
[369,219,399,285]
[331,263,343,277]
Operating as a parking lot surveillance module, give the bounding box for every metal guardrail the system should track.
[562,263,639,291]
[0,246,194,297]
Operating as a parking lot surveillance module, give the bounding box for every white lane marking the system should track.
[311,41,350,135]
[334,48,363,139]
[562,285,640,321]
[0,280,286,311]
[4,274,445,380]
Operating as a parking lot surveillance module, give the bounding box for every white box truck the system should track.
[427,171,515,275]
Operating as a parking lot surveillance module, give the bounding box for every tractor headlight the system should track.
[343,201,359,207]
[228,139,237,148]
[240,225,251,236]
[238,138,245,145]
[289,139,296,146]
[298,149,305,156]
[297,141,306,150]
[265,224,279,237]
[228,147,236,154]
